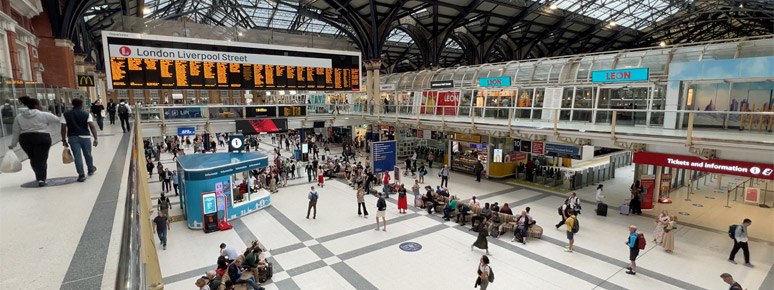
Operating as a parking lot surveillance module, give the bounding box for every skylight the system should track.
[555,0,680,30]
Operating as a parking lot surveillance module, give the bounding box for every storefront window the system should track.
[484,90,514,119]
[572,87,594,122]
[560,88,573,121]
[685,82,730,128]
[532,88,544,119]
[458,90,473,117]
[650,85,667,126]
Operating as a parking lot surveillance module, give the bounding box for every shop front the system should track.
[633,152,774,208]
[488,137,527,178]
[450,134,487,175]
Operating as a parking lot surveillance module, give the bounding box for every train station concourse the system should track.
[0,0,773,289]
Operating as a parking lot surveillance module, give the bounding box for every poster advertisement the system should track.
[640,175,656,209]
[531,141,545,155]
[435,91,460,115]
[660,173,673,198]
[202,192,217,214]
[420,92,437,114]
[493,149,503,163]
[371,140,397,174]
[744,187,760,204]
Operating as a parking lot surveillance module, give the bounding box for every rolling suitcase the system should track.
[620,203,630,215]
[596,203,608,216]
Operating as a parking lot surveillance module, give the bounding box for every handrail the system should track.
[115,122,142,289]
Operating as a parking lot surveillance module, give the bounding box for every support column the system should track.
[364,59,382,115]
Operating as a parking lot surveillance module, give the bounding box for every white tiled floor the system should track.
[154,139,773,290]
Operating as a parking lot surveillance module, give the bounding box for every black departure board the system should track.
[105,33,361,91]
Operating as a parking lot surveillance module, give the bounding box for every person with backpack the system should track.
[728,218,753,267]
[117,99,131,133]
[158,192,171,217]
[720,273,744,290]
[625,225,643,275]
[475,255,493,290]
[375,192,387,231]
[555,199,572,229]
[306,186,318,219]
[564,211,578,252]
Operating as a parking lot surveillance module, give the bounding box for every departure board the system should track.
[103,31,361,91]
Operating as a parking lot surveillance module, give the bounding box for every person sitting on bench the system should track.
[471,203,492,230]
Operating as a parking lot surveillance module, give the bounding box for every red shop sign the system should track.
[531,141,544,155]
[633,152,774,180]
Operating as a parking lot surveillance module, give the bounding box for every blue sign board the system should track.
[229,134,245,152]
[164,107,203,119]
[371,140,397,174]
[478,77,511,87]
[544,143,581,159]
[591,68,649,83]
[178,127,196,136]
[202,193,217,214]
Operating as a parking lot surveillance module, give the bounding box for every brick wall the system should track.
[31,11,76,88]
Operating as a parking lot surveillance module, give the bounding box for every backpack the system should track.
[118,104,128,114]
[728,225,738,239]
[571,217,579,233]
[310,192,318,203]
[636,233,646,249]
[558,205,564,216]
[488,266,495,283]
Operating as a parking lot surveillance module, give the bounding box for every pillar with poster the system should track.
[640,175,656,209]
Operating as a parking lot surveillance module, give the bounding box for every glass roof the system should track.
[555,0,681,30]
[386,29,414,44]
[143,0,343,36]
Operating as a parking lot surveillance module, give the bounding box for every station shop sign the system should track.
[177,127,196,136]
[591,68,649,83]
[633,152,774,180]
[245,106,277,117]
[430,80,454,89]
[478,77,511,87]
[454,133,482,143]
[379,84,396,91]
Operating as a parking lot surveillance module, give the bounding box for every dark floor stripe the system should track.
[761,263,774,290]
[60,132,131,290]
[330,262,379,290]
[264,206,314,241]
[336,224,448,261]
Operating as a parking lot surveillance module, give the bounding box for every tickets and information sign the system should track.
[103,31,361,91]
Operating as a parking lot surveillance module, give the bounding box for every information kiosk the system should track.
[176,152,269,229]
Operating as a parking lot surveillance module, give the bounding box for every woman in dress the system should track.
[475,255,491,290]
[397,183,408,214]
[317,168,325,188]
[662,215,677,253]
[653,209,670,244]
[471,222,490,255]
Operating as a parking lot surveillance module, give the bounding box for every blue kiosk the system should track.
[176,152,269,230]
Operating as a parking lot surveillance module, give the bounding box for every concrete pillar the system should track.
[364,60,382,115]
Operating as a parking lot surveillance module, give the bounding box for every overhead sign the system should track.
[379,84,396,91]
[177,127,196,136]
[591,68,649,83]
[454,133,481,143]
[78,75,95,87]
[235,119,288,134]
[164,107,203,119]
[371,140,397,174]
[102,31,361,91]
[478,77,511,87]
[544,143,581,159]
[245,106,277,118]
[430,80,454,89]
[633,152,774,180]
[277,105,306,117]
[229,134,245,152]
[531,141,544,155]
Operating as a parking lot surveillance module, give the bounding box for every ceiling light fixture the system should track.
[659,41,666,47]
[238,32,243,36]
[143,7,151,15]
[550,3,557,10]
[609,20,617,27]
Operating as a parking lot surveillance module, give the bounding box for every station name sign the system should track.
[478,77,511,87]
[430,80,454,89]
[591,68,649,83]
[633,152,774,180]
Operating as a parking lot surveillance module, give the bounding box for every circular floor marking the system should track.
[20,176,79,188]
[399,242,422,252]
[705,196,716,199]
[678,212,691,216]
[691,203,704,207]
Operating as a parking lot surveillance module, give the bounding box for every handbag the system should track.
[62,148,74,164]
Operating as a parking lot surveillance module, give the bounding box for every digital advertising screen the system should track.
[103,31,361,91]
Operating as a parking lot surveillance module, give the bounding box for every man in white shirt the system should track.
[220,243,239,263]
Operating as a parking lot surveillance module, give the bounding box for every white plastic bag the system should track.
[0,150,22,173]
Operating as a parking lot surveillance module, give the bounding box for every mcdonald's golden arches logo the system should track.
[78,75,95,87]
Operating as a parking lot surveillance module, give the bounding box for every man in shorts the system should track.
[375,192,387,231]
[626,225,639,275]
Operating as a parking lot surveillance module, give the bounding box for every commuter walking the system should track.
[8,96,61,186]
[152,211,170,250]
[720,273,743,290]
[117,99,131,133]
[158,192,171,217]
[564,211,577,252]
[439,165,450,187]
[626,225,640,275]
[90,99,105,131]
[555,199,572,229]
[662,215,676,253]
[306,186,318,219]
[595,184,605,205]
[146,158,154,178]
[728,218,753,267]
[157,162,164,182]
[472,222,490,255]
[475,255,492,290]
[61,98,98,182]
[629,180,643,215]
[474,160,484,182]
[357,187,368,218]
[375,192,387,231]
[107,99,117,124]
[172,170,179,196]
[162,168,172,193]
